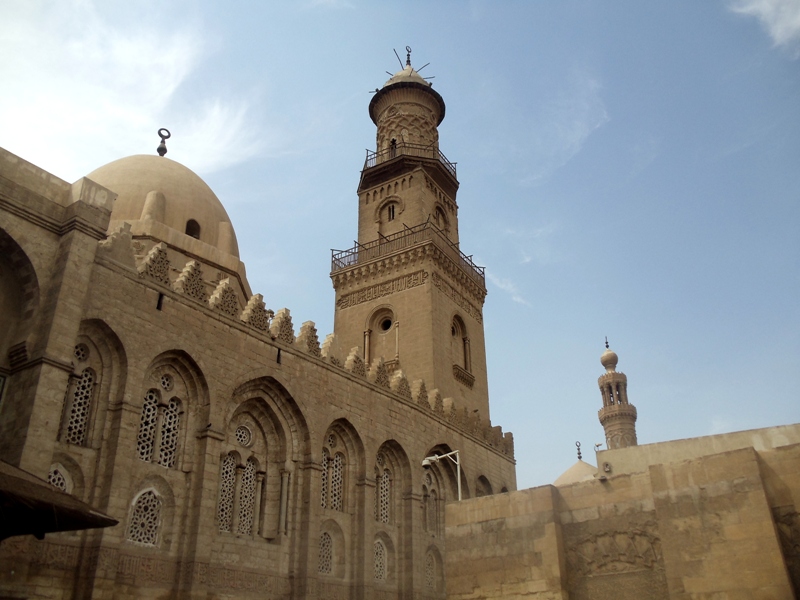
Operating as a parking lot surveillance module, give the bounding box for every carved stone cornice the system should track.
[331,238,486,307]
[598,404,638,425]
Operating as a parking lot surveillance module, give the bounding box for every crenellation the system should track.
[320,332,343,367]
[344,346,366,377]
[389,370,412,399]
[209,278,240,317]
[412,379,428,408]
[137,242,171,285]
[241,294,273,332]
[368,357,391,388]
[173,260,207,302]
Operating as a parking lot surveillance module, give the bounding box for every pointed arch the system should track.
[0,227,40,370]
[424,443,470,501]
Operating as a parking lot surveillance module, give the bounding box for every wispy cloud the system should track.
[708,416,734,435]
[518,71,609,185]
[486,272,531,306]
[730,0,800,57]
[0,0,261,180]
[504,222,559,265]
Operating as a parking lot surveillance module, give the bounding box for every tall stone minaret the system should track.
[597,342,638,449]
[331,50,490,419]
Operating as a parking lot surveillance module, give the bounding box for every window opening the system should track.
[185,219,201,239]
[217,453,236,532]
[425,552,436,590]
[126,490,162,546]
[136,389,159,462]
[374,540,387,582]
[387,204,395,221]
[65,368,94,445]
[238,458,257,535]
[330,452,344,512]
[318,532,333,574]
[158,398,181,468]
[320,448,330,509]
[47,465,69,493]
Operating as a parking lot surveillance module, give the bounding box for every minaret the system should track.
[597,341,638,449]
[331,50,490,418]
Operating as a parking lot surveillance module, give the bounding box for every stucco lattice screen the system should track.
[374,540,387,582]
[137,389,159,461]
[126,490,162,546]
[425,551,435,589]
[318,532,333,574]
[238,458,257,535]
[47,465,68,492]
[378,469,391,524]
[66,368,94,445]
[217,453,236,532]
[320,448,330,509]
[330,453,344,511]
[158,398,181,467]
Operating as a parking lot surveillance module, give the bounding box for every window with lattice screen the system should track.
[65,368,94,445]
[377,468,391,524]
[374,540,387,582]
[425,551,436,589]
[238,458,257,535]
[318,532,333,574]
[320,448,330,509]
[126,490,162,546]
[330,453,344,511]
[47,465,70,493]
[217,453,236,532]
[136,389,159,462]
[158,398,181,467]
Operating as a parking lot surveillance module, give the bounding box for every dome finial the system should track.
[605,336,609,349]
[156,128,171,157]
[575,441,582,460]
[406,45,412,66]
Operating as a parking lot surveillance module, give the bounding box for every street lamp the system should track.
[422,450,461,501]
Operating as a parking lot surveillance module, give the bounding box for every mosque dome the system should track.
[369,62,446,126]
[86,154,239,258]
[382,64,431,88]
[553,459,597,487]
[601,347,619,372]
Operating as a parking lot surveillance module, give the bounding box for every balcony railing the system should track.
[364,143,457,178]
[331,222,485,286]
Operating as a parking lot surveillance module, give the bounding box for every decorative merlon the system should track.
[209,278,239,317]
[241,294,273,331]
[138,242,171,285]
[295,321,322,357]
[97,223,136,269]
[269,308,294,344]
[344,347,366,377]
[389,370,412,399]
[321,333,343,367]
[174,260,207,302]
[368,357,391,388]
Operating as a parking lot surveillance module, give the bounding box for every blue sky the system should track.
[2,0,799,488]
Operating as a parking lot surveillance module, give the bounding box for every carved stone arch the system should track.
[138,350,208,470]
[476,475,493,497]
[72,319,127,449]
[373,530,396,584]
[126,474,176,549]
[318,518,346,579]
[230,377,311,465]
[424,443,470,501]
[432,203,449,235]
[373,195,405,224]
[0,227,40,370]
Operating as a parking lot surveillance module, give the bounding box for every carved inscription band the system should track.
[336,270,428,309]
[431,272,483,323]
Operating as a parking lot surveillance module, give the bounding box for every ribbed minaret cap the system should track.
[601,347,619,373]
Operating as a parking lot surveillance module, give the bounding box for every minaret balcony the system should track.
[331,221,485,286]
[364,142,457,178]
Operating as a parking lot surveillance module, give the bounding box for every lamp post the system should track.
[422,450,461,501]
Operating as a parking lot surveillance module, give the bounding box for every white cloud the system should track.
[504,222,559,266]
[0,0,261,180]
[730,0,800,57]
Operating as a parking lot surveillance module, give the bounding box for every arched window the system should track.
[386,203,396,221]
[185,219,201,239]
[238,458,258,535]
[374,539,387,582]
[47,464,71,493]
[64,368,95,445]
[126,490,162,546]
[321,433,346,512]
[217,453,236,532]
[423,471,441,536]
[318,532,333,574]
[425,551,436,590]
[136,387,183,468]
[375,453,392,524]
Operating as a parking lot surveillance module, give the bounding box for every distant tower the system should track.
[330,50,490,418]
[598,342,638,449]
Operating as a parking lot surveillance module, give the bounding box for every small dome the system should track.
[383,64,431,88]
[601,347,619,372]
[86,155,239,257]
[554,460,597,487]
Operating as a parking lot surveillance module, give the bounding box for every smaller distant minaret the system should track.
[598,341,638,449]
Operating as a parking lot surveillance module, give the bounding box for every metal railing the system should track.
[331,222,485,285]
[363,142,457,178]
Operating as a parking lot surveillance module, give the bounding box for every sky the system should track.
[2,0,799,489]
